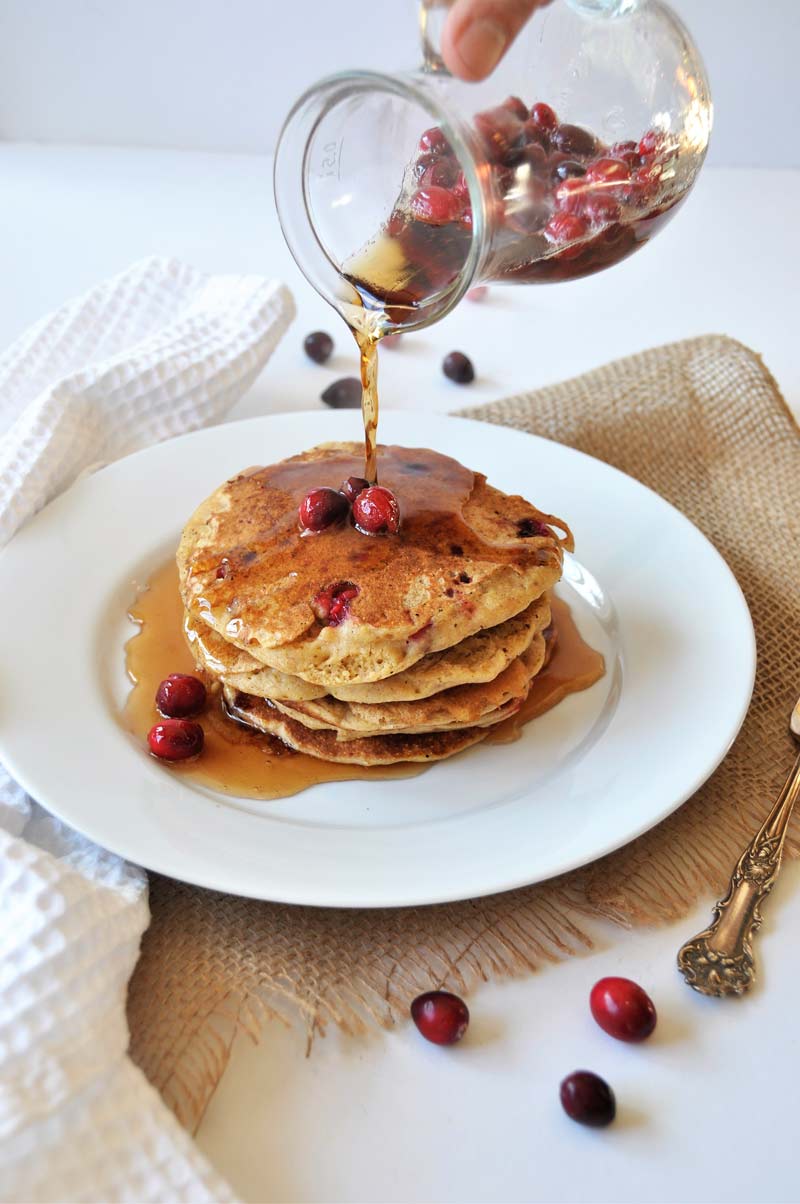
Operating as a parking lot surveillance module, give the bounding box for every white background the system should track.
[0,0,798,166]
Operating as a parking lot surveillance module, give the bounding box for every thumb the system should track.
[442,0,546,82]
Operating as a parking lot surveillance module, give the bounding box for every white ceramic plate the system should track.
[0,412,755,907]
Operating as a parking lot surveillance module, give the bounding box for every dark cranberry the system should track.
[419,126,450,156]
[410,991,469,1045]
[420,158,458,189]
[474,105,526,163]
[553,159,587,182]
[311,581,359,626]
[298,487,349,533]
[303,330,333,364]
[521,118,549,148]
[410,186,463,225]
[353,486,400,535]
[321,377,361,409]
[215,561,230,580]
[458,571,471,584]
[560,1071,616,1127]
[531,101,558,131]
[544,211,588,244]
[518,141,547,171]
[590,977,657,1043]
[442,351,475,384]
[155,673,206,718]
[586,157,631,185]
[340,475,370,504]
[516,517,548,538]
[503,95,529,121]
[552,123,597,158]
[148,719,204,762]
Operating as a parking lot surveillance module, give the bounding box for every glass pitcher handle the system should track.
[418,0,453,74]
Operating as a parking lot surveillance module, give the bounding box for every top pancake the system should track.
[178,442,571,688]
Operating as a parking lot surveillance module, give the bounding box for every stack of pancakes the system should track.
[177,443,572,766]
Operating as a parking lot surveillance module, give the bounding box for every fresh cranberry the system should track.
[340,475,370,504]
[353,486,401,535]
[148,720,204,761]
[442,350,475,384]
[419,126,449,156]
[298,487,349,533]
[311,581,359,626]
[321,377,361,409]
[586,157,631,185]
[544,211,588,244]
[551,123,597,158]
[410,186,463,225]
[560,1071,616,1127]
[453,172,470,201]
[155,674,206,718]
[466,286,489,302]
[590,977,657,1042]
[638,128,665,158]
[503,95,529,121]
[420,158,458,189]
[553,176,587,214]
[474,105,526,163]
[553,159,587,182]
[531,101,558,132]
[583,194,621,224]
[411,991,469,1045]
[610,140,642,169]
[303,330,333,364]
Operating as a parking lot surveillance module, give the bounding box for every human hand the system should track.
[441,0,551,81]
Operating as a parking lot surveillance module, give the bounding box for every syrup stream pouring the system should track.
[677,696,800,997]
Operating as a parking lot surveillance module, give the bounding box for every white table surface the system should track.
[3,146,799,1204]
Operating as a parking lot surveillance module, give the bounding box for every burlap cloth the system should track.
[127,334,800,1132]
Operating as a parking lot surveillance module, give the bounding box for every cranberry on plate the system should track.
[590,976,657,1043]
[411,990,470,1045]
[299,487,349,533]
[353,486,400,535]
[148,719,204,762]
[155,673,206,718]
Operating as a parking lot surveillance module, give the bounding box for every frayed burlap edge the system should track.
[127,334,800,1133]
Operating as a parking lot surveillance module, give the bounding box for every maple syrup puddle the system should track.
[122,561,605,800]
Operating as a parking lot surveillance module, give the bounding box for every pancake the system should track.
[223,689,503,765]
[269,635,546,737]
[187,594,551,703]
[178,443,571,688]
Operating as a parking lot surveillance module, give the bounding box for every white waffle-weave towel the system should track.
[0,256,295,1202]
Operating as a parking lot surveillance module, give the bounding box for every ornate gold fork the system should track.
[677,697,800,997]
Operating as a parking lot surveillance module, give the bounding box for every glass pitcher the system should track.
[274,0,712,336]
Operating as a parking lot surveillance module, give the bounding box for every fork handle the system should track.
[677,751,800,997]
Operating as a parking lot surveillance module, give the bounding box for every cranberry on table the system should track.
[353,486,401,535]
[590,976,657,1043]
[321,377,361,409]
[442,351,475,384]
[155,673,206,718]
[303,331,333,364]
[339,475,370,504]
[298,487,349,533]
[560,1071,616,1128]
[148,720,204,762]
[411,991,470,1045]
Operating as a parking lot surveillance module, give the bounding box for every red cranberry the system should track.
[353,486,400,535]
[638,128,665,158]
[410,186,463,225]
[531,101,558,132]
[148,719,204,761]
[155,673,206,718]
[560,1071,616,1127]
[590,977,657,1043]
[419,126,450,156]
[583,194,621,225]
[551,123,597,158]
[554,176,587,214]
[340,475,370,503]
[410,991,469,1045]
[311,581,359,626]
[420,158,458,189]
[321,377,361,409]
[503,95,529,121]
[453,171,470,201]
[586,157,631,185]
[442,350,475,384]
[299,487,349,533]
[544,211,588,244]
[303,330,333,364]
[474,105,526,163]
[610,140,642,169]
